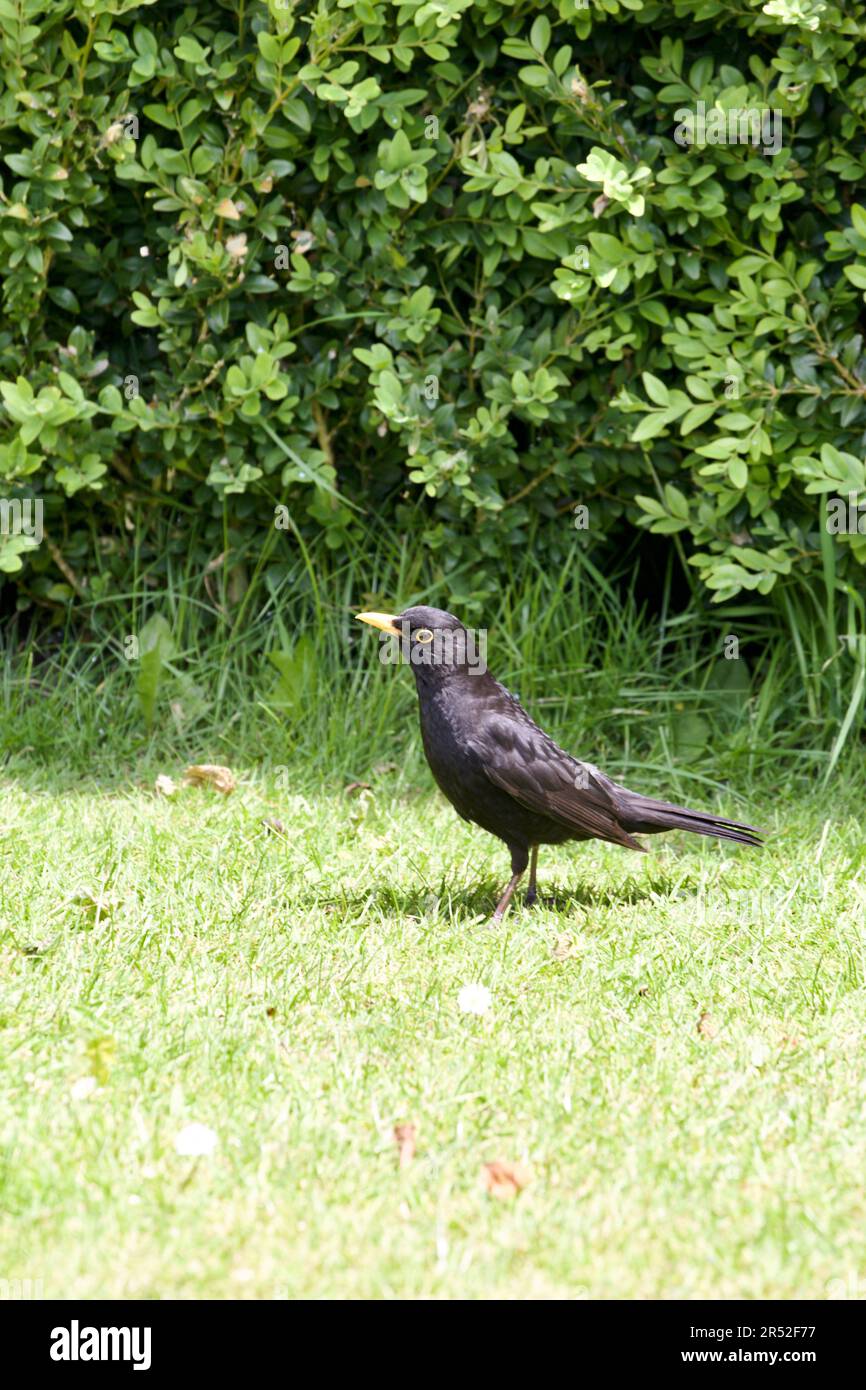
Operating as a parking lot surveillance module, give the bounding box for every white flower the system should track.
[458,983,492,1016]
[70,1076,98,1100]
[139,245,149,257]
[174,1122,218,1156]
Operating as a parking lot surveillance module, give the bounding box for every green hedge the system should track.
[2,0,866,614]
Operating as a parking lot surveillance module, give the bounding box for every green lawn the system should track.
[1,756,864,1299]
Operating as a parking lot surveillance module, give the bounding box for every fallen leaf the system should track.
[155,773,178,797]
[393,1122,417,1170]
[482,1160,531,1199]
[552,933,577,960]
[86,1035,116,1085]
[466,91,491,121]
[697,1011,718,1040]
[345,781,372,797]
[184,764,236,794]
[261,818,285,835]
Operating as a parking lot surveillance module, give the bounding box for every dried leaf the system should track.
[225,232,247,260]
[697,1011,718,1040]
[482,1160,531,1199]
[155,773,178,797]
[214,197,240,220]
[86,1035,116,1085]
[345,781,372,797]
[184,764,236,794]
[393,1122,417,1170]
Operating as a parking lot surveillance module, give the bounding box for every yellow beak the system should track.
[356,611,402,638]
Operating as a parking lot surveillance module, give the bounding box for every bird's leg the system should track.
[525,845,539,906]
[490,870,524,925]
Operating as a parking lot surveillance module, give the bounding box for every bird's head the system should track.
[356,605,487,682]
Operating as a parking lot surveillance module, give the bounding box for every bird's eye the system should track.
[414,628,434,644]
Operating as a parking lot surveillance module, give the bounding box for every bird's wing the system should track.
[472,714,645,851]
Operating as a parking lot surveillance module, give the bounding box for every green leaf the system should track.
[642,372,670,406]
[529,16,551,54]
[136,615,175,729]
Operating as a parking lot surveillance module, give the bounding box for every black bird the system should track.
[357,606,763,924]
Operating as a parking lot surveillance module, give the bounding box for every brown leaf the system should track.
[214,197,241,220]
[345,781,372,797]
[225,232,248,260]
[482,1160,531,1199]
[393,1122,417,1170]
[184,764,236,794]
[697,1011,718,1040]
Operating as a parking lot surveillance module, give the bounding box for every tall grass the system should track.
[1,506,864,796]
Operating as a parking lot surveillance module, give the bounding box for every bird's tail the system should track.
[618,792,764,848]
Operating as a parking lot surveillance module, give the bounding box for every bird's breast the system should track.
[414,681,495,814]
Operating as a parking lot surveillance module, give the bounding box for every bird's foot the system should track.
[524,886,538,908]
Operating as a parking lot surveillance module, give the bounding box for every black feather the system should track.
[364,605,764,919]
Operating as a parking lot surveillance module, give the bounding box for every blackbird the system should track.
[358,605,763,923]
